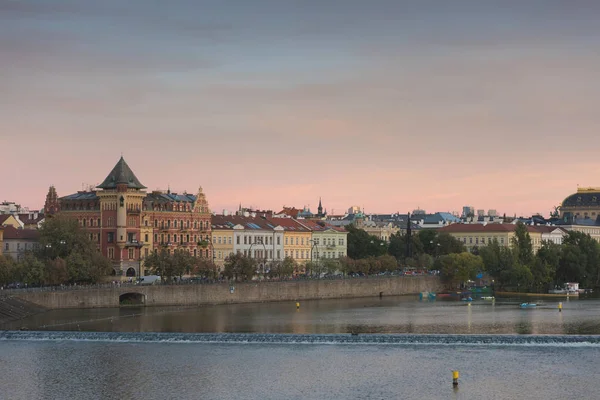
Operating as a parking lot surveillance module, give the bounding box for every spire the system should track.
[317,197,323,217]
[97,156,146,190]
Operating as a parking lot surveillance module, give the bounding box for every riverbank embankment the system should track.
[0,295,47,325]
[6,276,442,310]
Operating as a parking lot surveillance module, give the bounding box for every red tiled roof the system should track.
[1,225,40,240]
[266,217,310,232]
[529,226,568,234]
[211,215,276,231]
[438,223,541,234]
[17,213,44,225]
[297,219,346,232]
[277,207,302,218]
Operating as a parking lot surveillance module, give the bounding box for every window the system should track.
[244,236,247,245]
[295,250,298,258]
[285,237,288,245]
[301,238,304,245]
[128,248,135,260]
[167,234,171,243]
[174,220,178,228]
[295,238,299,245]
[194,249,197,257]
[107,217,113,227]
[186,234,190,242]
[144,219,148,226]
[82,219,86,227]
[218,237,222,244]
[145,234,149,242]
[108,248,114,259]
[154,220,158,228]
[127,233,136,242]
[277,250,281,259]
[194,221,198,229]
[145,248,149,257]
[237,236,240,245]
[167,220,171,228]
[107,232,114,243]
[97,218,101,227]
[89,219,93,227]
[277,236,281,245]
[17,243,21,250]
[174,234,178,242]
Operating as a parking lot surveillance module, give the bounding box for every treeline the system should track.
[0,215,112,287]
[345,222,600,292]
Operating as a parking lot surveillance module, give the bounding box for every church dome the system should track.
[561,188,600,207]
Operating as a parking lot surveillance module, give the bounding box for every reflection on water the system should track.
[5,295,600,335]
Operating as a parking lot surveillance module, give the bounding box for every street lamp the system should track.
[249,239,268,279]
[309,239,320,278]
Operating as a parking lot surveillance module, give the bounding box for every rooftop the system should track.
[97,156,146,190]
[2,225,40,240]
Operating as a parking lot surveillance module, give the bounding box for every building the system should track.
[0,227,3,256]
[534,226,568,245]
[266,217,312,273]
[438,223,543,253]
[211,215,285,270]
[17,212,45,229]
[1,225,40,261]
[297,219,348,261]
[55,156,212,277]
[560,186,600,221]
[210,215,235,269]
[0,214,21,229]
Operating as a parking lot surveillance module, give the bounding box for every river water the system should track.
[1,295,600,399]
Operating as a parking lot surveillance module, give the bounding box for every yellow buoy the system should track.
[558,302,563,312]
[296,302,300,309]
[452,370,459,386]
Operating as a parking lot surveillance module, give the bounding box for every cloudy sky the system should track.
[2,0,600,216]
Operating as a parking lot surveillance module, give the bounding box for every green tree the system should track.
[417,230,438,255]
[345,225,387,259]
[531,241,561,292]
[435,232,466,256]
[435,252,483,289]
[512,222,533,266]
[223,253,257,281]
[36,214,112,283]
[557,231,600,287]
[0,255,17,286]
[388,232,424,263]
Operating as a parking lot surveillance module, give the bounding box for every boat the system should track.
[520,303,537,308]
[481,296,495,300]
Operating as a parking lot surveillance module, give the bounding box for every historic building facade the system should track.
[52,157,212,277]
[560,186,600,221]
[298,219,348,261]
[438,223,543,253]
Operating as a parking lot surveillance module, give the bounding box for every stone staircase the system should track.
[0,295,47,326]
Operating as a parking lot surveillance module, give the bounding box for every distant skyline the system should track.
[2,1,600,216]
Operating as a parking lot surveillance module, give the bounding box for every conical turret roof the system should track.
[97,156,146,190]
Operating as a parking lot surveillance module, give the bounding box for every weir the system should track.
[1,331,600,347]
[9,276,442,310]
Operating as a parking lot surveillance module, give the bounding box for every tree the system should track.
[435,233,466,256]
[531,241,561,292]
[512,222,534,266]
[223,253,256,281]
[557,231,600,287]
[0,255,17,286]
[345,224,387,259]
[388,232,423,263]
[36,214,112,283]
[417,230,438,255]
[435,252,483,288]
[193,258,219,279]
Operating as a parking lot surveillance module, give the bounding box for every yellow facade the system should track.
[439,224,543,253]
[283,231,312,266]
[0,215,21,229]
[211,228,234,269]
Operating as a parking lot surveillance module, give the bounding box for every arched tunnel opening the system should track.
[119,292,146,306]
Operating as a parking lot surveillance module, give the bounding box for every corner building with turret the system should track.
[48,157,212,277]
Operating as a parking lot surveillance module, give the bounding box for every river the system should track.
[1,295,599,399]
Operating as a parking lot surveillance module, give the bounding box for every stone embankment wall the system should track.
[12,276,442,310]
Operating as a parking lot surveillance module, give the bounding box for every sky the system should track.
[2,0,600,217]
